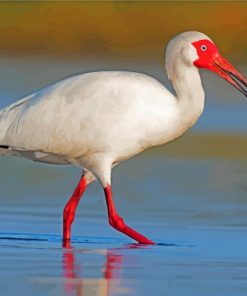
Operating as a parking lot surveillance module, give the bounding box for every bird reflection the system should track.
[62,243,134,296]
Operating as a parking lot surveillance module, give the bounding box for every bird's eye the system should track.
[201,45,207,51]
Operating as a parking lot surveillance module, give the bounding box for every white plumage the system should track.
[1,31,246,245]
[0,32,208,186]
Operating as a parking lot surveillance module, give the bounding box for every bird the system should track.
[0,31,246,246]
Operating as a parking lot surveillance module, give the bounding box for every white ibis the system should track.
[0,31,246,245]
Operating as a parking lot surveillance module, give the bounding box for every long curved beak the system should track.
[211,55,247,97]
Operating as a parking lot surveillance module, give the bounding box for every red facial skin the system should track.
[193,39,219,70]
[192,39,247,97]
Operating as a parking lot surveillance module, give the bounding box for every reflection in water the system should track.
[63,245,130,296]
[63,251,79,296]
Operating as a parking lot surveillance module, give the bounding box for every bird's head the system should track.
[166,31,247,97]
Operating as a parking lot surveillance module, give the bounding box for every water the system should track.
[0,57,247,295]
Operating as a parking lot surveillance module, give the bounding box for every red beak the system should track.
[211,55,247,97]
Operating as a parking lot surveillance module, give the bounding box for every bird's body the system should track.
[1,31,246,246]
[0,72,176,163]
[0,70,203,179]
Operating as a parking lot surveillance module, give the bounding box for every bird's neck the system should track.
[170,63,205,130]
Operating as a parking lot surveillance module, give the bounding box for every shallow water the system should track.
[0,58,247,295]
[1,151,247,296]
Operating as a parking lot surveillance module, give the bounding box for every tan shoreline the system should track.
[146,133,247,159]
[0,2,246,60]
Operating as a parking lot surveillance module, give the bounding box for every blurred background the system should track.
[1,2,247,296]
[0,1,246,60]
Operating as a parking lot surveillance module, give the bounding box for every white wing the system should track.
[0,71,177,165]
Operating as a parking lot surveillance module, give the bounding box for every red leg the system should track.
[63,174,87,245]
[104,185,155,245]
